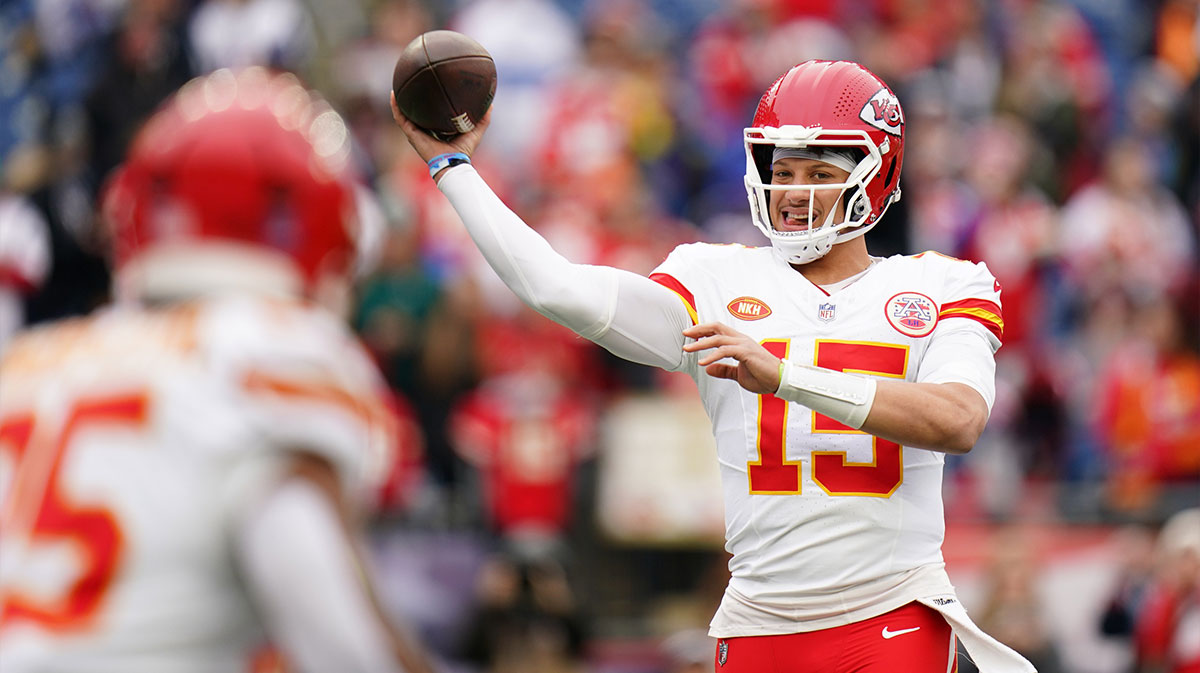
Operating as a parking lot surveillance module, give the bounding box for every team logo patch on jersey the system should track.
[727,296,772,321]
[885,292,938,337]
[818,302,836,322]
[718,639,728,666]
[860,88,904,136]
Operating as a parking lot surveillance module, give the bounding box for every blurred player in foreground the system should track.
[0,67,434,673]
[393,59,1036,672]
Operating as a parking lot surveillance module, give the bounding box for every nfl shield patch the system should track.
[718,639,728,666]
[818,302,836,323]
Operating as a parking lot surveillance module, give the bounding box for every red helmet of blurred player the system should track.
[103,67,364,305]
[744,59,905,265]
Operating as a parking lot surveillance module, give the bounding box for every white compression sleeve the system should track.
[775,360,878,430]
[916,323,997,411]
[438,165,691,370]
[236,478,402,673]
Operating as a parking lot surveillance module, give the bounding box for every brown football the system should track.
[392,30,496,140]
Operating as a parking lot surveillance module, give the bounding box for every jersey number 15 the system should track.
[749,340,907,497]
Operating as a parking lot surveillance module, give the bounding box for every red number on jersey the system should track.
[749,340,908,497]
[748,340,801,493]
[811,341,907,497]
[0,393,149,630]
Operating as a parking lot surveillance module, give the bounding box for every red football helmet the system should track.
[103,67,362,304]
[744,60,905,264]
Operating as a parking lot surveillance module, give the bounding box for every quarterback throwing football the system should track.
[394,60,1034,672]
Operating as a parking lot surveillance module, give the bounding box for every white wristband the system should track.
[775,359,877,430]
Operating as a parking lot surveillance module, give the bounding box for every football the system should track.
[392,30,497,140]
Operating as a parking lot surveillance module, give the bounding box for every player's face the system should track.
[768,158,851,232]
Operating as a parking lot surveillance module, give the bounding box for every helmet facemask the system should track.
[744,125,889,265]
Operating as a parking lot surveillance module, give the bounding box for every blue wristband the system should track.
[427,152,470,178]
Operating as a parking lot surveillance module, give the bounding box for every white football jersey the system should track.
[0,296,395,672]
[651,243,1003,634]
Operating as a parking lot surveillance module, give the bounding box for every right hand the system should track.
[389,91,490,165]
[682,322,783,395]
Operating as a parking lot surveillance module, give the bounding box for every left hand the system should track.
[682,322,783,394]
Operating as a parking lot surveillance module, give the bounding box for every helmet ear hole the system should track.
[852,195,868,219]
[842,189,869,221]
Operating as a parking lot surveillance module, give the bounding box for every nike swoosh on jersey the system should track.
[881,626,922,639]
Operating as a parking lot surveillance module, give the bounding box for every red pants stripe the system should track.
[713,602,956,673]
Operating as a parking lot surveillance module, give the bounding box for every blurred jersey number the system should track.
[0,393,149,630]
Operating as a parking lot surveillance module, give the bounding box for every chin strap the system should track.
[775,359,877,429]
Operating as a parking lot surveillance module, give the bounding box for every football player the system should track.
[0,68,435,673]
[392,59,1035,672]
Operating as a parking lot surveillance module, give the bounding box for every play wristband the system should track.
[428,152,471,178]
[775,359,877,430]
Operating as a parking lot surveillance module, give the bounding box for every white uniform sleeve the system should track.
[915,322,998,411]
[918,256,1004,411]
[437,165,690,370]
[236,476,402,673]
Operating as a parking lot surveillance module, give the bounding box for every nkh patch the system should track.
[885,291,938,337]
[727,296,772,321]
[718,639,729,666]
[818,302,836,323]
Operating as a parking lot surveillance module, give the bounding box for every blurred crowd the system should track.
[1,0,1197,671]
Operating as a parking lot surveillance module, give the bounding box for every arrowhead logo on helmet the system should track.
[860,88,904,136]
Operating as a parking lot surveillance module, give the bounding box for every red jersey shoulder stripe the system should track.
[938,298,1004,342]
[649,273,698,325]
